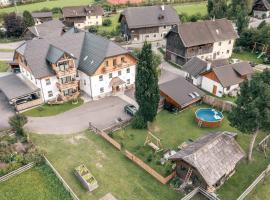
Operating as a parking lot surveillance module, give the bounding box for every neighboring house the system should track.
[159,77,205,110]
[13,31,136,104]
[201,62,253,97]
[253,0,270,18]
[31,12,53,25]
[165,19,238,66]
[182,57,229,86]
[169,131,245,191]
[0,0,12,6]
[62,5,104,29]
[119,5,180,43]
[23,19,65,40]
[107,0,143,5]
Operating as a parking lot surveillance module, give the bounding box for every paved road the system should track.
[249,17,270,28]
[0,41,24,50]
[0,91,14,130]
[0,52,14,61]
[25,96,131,134]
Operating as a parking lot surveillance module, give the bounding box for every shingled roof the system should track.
[62,5,104,18]
[31,12,52,18]
[169,131,245,186]
[171,19,238,47]
[212,62,253,87]
[119,5,180,29]
[15,32,129,79]
[182,57,229,78]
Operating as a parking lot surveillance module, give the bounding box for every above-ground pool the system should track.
[195,108,224,128]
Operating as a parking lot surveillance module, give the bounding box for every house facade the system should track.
[62,5,104,29]
[119,5,180,43]
[165,19,238,66]
[253,0,270,18]
[201,62,253,97]
[13,31,136,104]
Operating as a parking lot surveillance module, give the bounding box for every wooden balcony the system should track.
[56,80,79,91]
[102,63,131,73]
[15,98,43,111]
[61,91,80,102]
[53,67,77,78]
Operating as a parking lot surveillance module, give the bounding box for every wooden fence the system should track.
[0,162,34,182]
[237,164,270,200]
[125,150,175,184]
[43,156,80,200]
[202,95,236,112]
[99,131,122,151]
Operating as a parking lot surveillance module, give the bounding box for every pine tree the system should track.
[133,42,160,129]
[228,69,270,162]
[208,0,228,19]
[23,10,35,29]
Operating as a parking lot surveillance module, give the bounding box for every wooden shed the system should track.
[169,131,245,191]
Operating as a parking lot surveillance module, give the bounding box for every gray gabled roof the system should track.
[32,12,52,18]
[78,33,128,75]
[182,57,230,78]
[62,5,104,18]
[120,5,180,29]
[169,132,245,186]
[173,19,238,47]
[15,31,130,78]
[0,74,39,100]
[159,77,205,107]
[212,62,253,87]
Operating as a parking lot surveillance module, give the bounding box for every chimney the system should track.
[206,60,212,71]
[161,5,165,11]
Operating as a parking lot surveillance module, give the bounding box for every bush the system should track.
[146,153,153,162]
[131,114,147,129]
[8,114,28,137]
[51,7,61,14]
[88,26,98,33]
[102,18,112,26]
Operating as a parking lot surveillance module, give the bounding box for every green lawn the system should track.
[30,132,180,200]
[0,61,9,72]
[0,49,14,52]
[173,2,208,16]
[0,165,72,200]
[0,0,94,14]
[246,173,270,200]
[232,51,265,64]
[98,13,120,32]
[112,104,241,176]
[23,98,84,117]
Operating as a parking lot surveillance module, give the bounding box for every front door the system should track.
[212,85,217,95]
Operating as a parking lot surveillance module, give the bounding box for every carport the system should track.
[0,74,43,111]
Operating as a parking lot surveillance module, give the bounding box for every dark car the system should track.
[124,104,137,116]
[163,101,179,113]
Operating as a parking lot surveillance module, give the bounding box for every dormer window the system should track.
[58,61,69,71]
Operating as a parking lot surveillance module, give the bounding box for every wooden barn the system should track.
[159,77,205,110]
[169,132,245,192]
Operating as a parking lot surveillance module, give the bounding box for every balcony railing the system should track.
[61,91,80,102]
[15,98,43,111]
[56,80,79,91]
[54,67,77,78]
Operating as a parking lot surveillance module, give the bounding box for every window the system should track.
[45,78,51,85]
[113,59,117,66]
[84,80,86,85]
[229,40,232,44]
[109,73,112,78]
[118,70,121,76]
[126,68,130,73]
[217,52,220,55]
[58,61,69,71]
[145,35,149,38]
[163,25,166,29]
[218,42,222,46]
[48,91,53,97]
[99,75,103,81]
[127,79,130,84]
[105,60,109,67]
[100,87,104,93]
[154,34,156,38]
[227,50,230,54]
[121,57,125,63]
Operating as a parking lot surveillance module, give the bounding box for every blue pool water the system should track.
[195,108,224,122]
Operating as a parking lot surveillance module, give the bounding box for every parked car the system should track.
[124,104,137,116]
[163,101,179,113]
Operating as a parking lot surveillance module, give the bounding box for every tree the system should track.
[9,114,28,137]
[133,42,160,129]
[23,10,35,29]
[208,0,228,19]
[88,26,98,33]
[4,12,24,37]
[228,70,270,162]
[102,19,112,26]
[235,6,249,34]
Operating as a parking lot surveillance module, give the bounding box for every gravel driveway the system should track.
[25,96,131,134]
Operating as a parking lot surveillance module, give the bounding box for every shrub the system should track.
[102,18,112,26]
[51,7,61,14]
[131,114,147,129]
[146,153,153,162]
[88,26,98,33]
[8,114,28,137]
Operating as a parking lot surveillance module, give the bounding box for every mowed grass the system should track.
[113,104,241,175]
[0,61,9,72]
[98,13,120,32]
[0,0,94,14]
[23,98,84,117]
[0,165,72,200]
[232,51,265,64]
[30,132,180,200]
[246,173,270,200]
[173,2,208,16]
